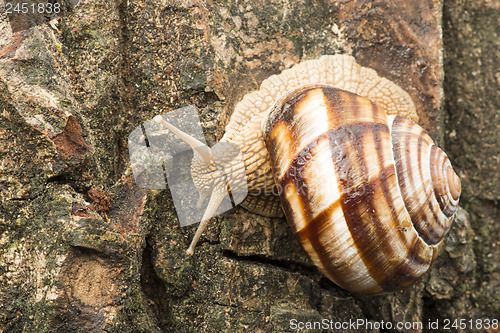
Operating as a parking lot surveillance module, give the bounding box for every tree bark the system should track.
[0,0,497,332]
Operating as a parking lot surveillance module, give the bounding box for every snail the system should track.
[154,54,461,295]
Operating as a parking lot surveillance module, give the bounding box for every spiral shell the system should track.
[262,84,460,295]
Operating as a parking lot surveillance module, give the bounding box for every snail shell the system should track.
[156,54,461,295]
[263,84,460,294]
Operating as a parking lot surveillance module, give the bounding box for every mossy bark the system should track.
[442,0,500,319]
[0,0,497,332]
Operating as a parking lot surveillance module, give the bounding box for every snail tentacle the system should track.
[154,115,213,163]
[186,184,227,255]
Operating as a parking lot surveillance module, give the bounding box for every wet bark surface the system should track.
[0,0,497,332]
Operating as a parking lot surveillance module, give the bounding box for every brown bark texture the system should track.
[0,0,498,332]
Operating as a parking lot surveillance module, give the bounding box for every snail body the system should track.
[154,54,461,295]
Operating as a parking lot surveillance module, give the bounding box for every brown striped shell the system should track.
[262,85,460,295]
[157,54,461,294]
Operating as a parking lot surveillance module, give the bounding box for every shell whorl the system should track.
[389,116,460,246]
[263,85,460,295]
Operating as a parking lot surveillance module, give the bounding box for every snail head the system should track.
[153,115,247,255]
